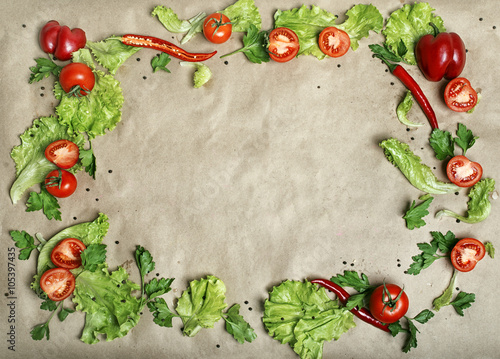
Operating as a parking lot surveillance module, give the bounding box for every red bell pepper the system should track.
[39,20,87,61]
[415,23,466,82]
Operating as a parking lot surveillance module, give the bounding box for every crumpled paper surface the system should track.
[1,0,500,358]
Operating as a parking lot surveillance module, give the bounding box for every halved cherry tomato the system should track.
[59,62,95,97]
[45,139,79,169]
[318,27,350,58]
[51,238,86,269]
[268,27,300,63]
[446,155,482,188]
[451,238,485,272]
[203,13,232,44]
[444,77,478,112]
[369,283,409,324]
[40,268,75,301]
[45,169,77,198]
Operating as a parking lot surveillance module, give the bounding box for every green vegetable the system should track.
[433,271,475,315]
[148,297,177,328]
[221,0,262,32]
[151,6,206,33]
[80,244,107,272]
[403,195,434,230]
[263,280,355,359]
[396,91,423,127]
[151,53,171,73]
[383,2,445,65]
[380,138,459,194]
[274,4,383,60]
[430,123,478,160]
[330,271,374,310]
[407,231,457,275]
[87,37,141,75]
[31,301,63,340]
[485,242,495,258]
[180,62,212,88]
[29,57,62,84]
[26,187,62,221]
[455,123,478,155]
[176,275,228,337]
[436,178,495,223]
[79,144,97,180]
[9,116,84,204]
[9,230,38,260]
[220,23,270,63]
[388,309,434,353]
[224,304,257,344]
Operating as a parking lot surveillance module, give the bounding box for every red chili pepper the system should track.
[311,278,390,333]
[120,34,217,62]
[374,55,438,130]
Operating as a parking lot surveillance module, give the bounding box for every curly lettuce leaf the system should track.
[436,178,495,223]
[274,4,383,59]
[397,90,423,127]
[73,264,142,344]
[383,3,445,65]
[263,280,355,359]
[221,0,262,32]
[151,6,205,33]
[9,116,84,204]
[180,62,212,88]
[87,37,141,75]
[175,275,227,337]
[55,69,124,140]
[380,138,459,194]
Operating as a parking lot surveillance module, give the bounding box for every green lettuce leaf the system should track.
[221,0,262,32]
[383,2,445,65]
[274,4,382,60]
[436,178,495,223]
[380,138,459,194]
[151,6,205,33]
[175,275,227,337]
[180,62,212,88]
[87,37,141,75]
[73,264,142,344]
[397,90,423,127]
[9,116,84,204]
[55,69,124,140]
[263,280,355,359]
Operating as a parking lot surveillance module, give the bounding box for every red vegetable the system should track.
[40,268,75,301]
[369,284,409,324]
[372,51,439,129]
[311,279,390,332]
[415,23,466,82]
[39,20,86,61]
[451,238,485,272]
[120,34,217,62]
[59,62,95,97]
[446,155,482,187]
[444,77,478,112]
[45,139,80,169]
[318,27,350,58]
[203,13,232,44]
[268,27,300,63]
[51,238,86,269]
[45,169,77,198]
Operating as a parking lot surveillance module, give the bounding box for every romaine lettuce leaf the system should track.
[175,275,227,337]
[397,90,423,127]
[151,6,205,33]
[9,116,84,204]
[263,280,355,359]
[73,264,142,344]
[436,178,495,223]
[380,138,459,194]
[383,2,445,65]
[55,69,124,140]
[87,38,141,75]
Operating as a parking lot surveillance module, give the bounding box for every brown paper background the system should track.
[1,0,500,358]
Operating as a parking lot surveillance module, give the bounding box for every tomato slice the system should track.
[45,139,80,169]
[51,238,86,269]
[444,77,478,112]
[318,27,350,58]
[451,238,485,272]
[268,27,300,63]
[40,268,76,301]
[446,155,482,187]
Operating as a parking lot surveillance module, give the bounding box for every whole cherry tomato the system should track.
[59,63,95,96]
[45,169,77,198]
[369,283,409,324]
[203,13,232,44]
[415,23,466,82]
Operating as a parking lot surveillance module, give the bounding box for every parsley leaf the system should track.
[455,123,478,154]
[81,244,107,272]
[407,231,456,275]
[145,277,174,300]
[450,292,475,316]
[220,24,270,63]
[224,304,257,344]
[135,245,156,307]
[389,309,434,353]
[10,230,38,260]
[147,297,178,327]
[58,307,75,322]
[429,128,455,160]
[31,322,50,341]
[40,299,58,312]
[403,196,434,229]
[330,270,373,292]
[26,188,62,221]
[29,57,62,84]
[151,53,172,73]
[79,145,97,180]
[485,242,495,258]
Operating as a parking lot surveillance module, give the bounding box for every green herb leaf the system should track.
[407,231,455,275]
[224,304,257,343]
[58,307,75,322]
[135,245,155,277]
[151,53,172,73]
[485,242,495,258]
[412,309,434,324]
[10,230,38,260]
[402,319,418,353]
[451,292,475,316]
[147,297,177,328]
[31,323,50,341]
[430,230,457,253]
[330,270,373,292]
[430,129,455,160]
[40,299,58,312]
[455,123,478,154]
[79,146,97,180]
[81,244,107,272]
[145,277,175,300]
[220,23,270,63]
[29,57,62,84]
[26,188,62,221]
[403,196,434,230]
